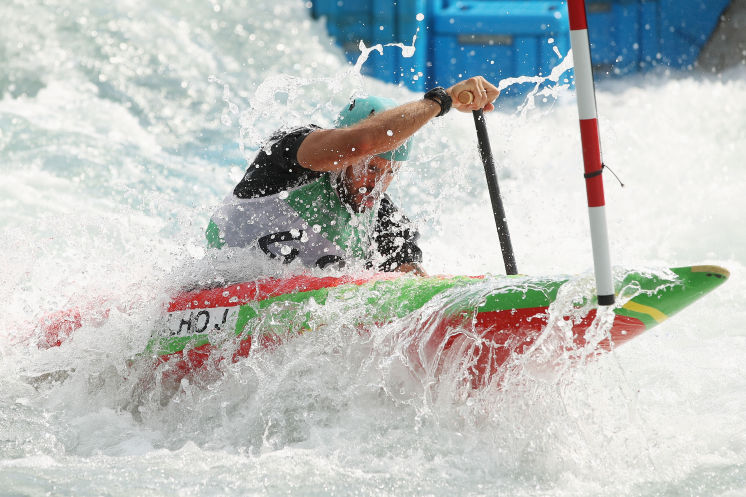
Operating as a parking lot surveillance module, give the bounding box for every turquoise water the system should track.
[2,0,746,495]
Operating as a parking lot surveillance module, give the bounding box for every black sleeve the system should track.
[373,196,423,272]
[233,125,323,199]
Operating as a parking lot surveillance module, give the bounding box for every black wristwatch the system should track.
[424,87,452,117]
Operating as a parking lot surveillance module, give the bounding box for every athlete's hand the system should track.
[394,263,427,277]
[447,76,500,112]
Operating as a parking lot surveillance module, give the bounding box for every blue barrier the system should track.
[396,0,429,90]
[370,0,395,82]
[309,0,732,92]
[310,0,429,90]
[658,0,732,68]
[429,1,571,96]
[585,0,654,74]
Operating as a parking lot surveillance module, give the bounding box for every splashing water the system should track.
[1,0,745,495]
[497,47,576,117]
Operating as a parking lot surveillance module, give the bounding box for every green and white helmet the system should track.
[334,96,412,161]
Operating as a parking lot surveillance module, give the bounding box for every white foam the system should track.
[1,0,745,495]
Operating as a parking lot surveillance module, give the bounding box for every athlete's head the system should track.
[334,96,411,162]
[334,96,411,212]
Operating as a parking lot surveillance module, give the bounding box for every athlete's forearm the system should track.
[297,77,499,172]
[348,98,441,158]
[297,98,440,172]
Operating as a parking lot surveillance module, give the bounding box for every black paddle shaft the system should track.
[472,109,518,275]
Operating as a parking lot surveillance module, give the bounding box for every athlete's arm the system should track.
[296,99,440,172]
[297,76,499,173]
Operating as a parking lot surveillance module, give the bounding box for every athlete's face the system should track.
[339,156,400,212]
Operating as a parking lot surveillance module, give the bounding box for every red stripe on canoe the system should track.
[167,273,403,312]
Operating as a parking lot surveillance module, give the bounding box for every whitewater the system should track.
[1,0,745,495]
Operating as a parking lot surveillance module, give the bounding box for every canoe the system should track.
[37,264,726,387]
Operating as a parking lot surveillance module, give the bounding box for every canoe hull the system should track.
[133,265,727,387]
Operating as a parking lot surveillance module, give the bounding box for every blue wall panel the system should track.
[430,1,570,96]
[658,0,731,68]
[310,0,732,92]
[397,0,429,90]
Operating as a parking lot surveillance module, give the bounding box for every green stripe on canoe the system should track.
[145,275,552,356]
[143,266,728,357]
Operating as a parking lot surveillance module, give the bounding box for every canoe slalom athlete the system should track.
[206,76,500,275]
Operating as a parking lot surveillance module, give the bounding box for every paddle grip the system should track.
[458,91,474,105]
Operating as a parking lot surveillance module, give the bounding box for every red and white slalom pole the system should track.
[567,0,615,306]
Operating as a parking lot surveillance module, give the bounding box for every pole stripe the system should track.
[579,118,605,207]
[588,206,614,298]
[570,30,597,119]
[567,0,588,30]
